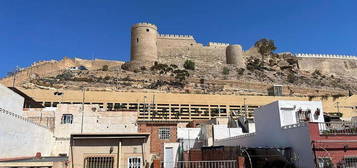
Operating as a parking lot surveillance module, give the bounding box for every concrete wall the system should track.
[0,85,53,158]
[0,85,24,115]
[177,128,201,140]
[213,125,243,140]
[0,110,54,158]
[53,104,138,155]
[177,128,201,151]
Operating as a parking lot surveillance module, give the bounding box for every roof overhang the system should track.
[71,133,150,140]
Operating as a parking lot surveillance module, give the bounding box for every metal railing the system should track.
[319,122,357,135]
[84,156,114,168]
[162,160,237,168]
[336,157,357,168]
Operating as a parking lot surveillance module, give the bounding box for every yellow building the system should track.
[18,88,357,121]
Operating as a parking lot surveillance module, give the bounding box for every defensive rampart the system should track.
[296,53,357,60]
[0,57,123,87]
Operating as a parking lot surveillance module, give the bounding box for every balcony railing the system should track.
[161,160,237,168]
[319,122,357,135]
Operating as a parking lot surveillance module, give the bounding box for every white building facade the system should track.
[215,100,325,168]
[0,84,53,158]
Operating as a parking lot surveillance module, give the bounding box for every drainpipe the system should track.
[117,140,122,168]
[141,139,145,167]
[70,138,74,168]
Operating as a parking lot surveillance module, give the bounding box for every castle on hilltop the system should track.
[126,22,357,75]
[1,22,356,87]
[127,22,245,70]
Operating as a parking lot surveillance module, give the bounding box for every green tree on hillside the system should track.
[183,60,195,70]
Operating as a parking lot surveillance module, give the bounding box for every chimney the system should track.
[35,152,41,159]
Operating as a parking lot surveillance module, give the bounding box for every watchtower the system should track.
[226,44,245,67]
[130,22,158,63]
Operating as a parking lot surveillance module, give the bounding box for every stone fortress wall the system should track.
[130,22,357,78]
[296,53,357,60]
[129,22,246,72]
[296,53,357,77]
[0,57,124,87]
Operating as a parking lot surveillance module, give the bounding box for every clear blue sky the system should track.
[1,0,357,77]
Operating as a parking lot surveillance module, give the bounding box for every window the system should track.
[342,157,357,168]
[128,157,141,168]
[61,114,73,124]
[107,103,113,111]
[84,156,114,168]
[44,102,52,107]
[53,102,59,107]
[159,128,171,140]
[317,157,333,168]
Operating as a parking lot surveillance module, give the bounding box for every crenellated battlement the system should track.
[158,34,194,40]
[31,60,58,67]
[295,53,357,60]
[132,22,157,30]
[207,42,230,47]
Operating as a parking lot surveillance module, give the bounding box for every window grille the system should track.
[61,114,73,124]
[342,156,357,168]
[296,109,311,123]
[159,128,171,140]
[317,157,333,168]
[128,157,141,168]
[84,156,114,168]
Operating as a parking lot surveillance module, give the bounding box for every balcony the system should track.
[319,122,357,135]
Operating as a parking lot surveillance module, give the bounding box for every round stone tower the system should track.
[226,44,245,67]
[130,22,158,63]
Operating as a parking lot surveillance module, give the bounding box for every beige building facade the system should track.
[70,134,150,168]
[24,104,139,156]
[19,88,357,120]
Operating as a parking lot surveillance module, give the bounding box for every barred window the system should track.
[61,114,73,124]
[159,128,171,140]
[84,156,114,168]
[343,156,357,168]
[317,157,333,168]
[128,157,141,168]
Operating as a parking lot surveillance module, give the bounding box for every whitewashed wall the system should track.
[0,85,53,158]
[177,128,201,140]
[279,101,324,127]
[0,85,24,115]
[215,101,322,168]
[53,104,138,155]
[213,125,243,140]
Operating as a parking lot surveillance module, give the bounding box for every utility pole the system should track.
[152,95,155,121]
[80,87,85,134]
[11,66,20,87]
[244,98,248,118]
[144,96,148,119]
[336,102,340,113]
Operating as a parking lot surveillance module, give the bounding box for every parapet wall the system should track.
[132,22,158,30]
[0,57,124,87]
[207,42,230,47]
[158,34,194,40]
[0,108,53,158]
[296,53,357,60]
